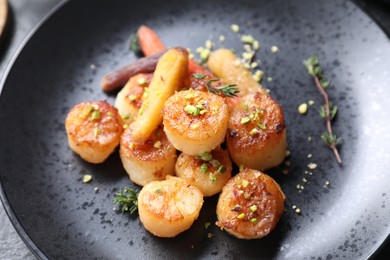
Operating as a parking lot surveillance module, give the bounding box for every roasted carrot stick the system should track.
[137,25,213,77]
[137,25,166,56]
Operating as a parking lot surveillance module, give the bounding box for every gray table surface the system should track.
[0,0,389,259]
[0,1,62,259]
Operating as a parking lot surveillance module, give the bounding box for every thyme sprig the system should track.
[129,34,141,55]
[193,74,240,97]
[114,187,139,215]
[303,56,342,165]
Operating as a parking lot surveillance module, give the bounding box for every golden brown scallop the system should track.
[226,92,287,170]
[175,148,232,197]
[216,167,285,239]
[65,101,123,163]
[120,124,176,186]
[114,73,153,124]
[162,89,229,155]
[138,176,204,237]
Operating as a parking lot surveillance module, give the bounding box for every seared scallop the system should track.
[120,124,176,186]
[216,167,285,239]
[226,92,287,170]
[114,73,153,124]
[175,148,232,197]
[138,176,204,237]
[162,89,229,155]
[65,101,123,163]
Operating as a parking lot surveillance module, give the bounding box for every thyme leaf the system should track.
[205,78,239,97]
[114,187,139,215]
[303,56,342,165]
[129,34,141,55]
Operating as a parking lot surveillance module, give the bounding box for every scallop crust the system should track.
[175,148,232,197]
[120,124,177,186]
[226,92,287,170]
[65,100,123,163]
[138,176,204,237]
[216,167,285,239]
[162,89,229,155]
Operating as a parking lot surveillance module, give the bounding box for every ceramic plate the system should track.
[1,0,390,259]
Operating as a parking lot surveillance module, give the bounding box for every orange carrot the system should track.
[137,25,215,78]
[137,25,165,56]
[188,60,213,76]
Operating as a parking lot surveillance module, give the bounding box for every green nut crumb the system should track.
[298,103,308,114]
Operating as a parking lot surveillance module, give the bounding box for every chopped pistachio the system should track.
[241,35,255,44]
[230,24,240,32]
[209,172,217,183]
[308,100,315,105]
[137,78,147,85]
[199,109,207,115]
[237,213,245,219]
[250,128,260,135]
[129,142,135,149]
[253,70,264,82]
[121,113,130,120]
[198,47,210,61]
[217,165,226,173]
[249,205,257,212]
[185,92,194,99]
[270,45,279,54]
[205,40,214,50]
[207,233,214,238]
[201,163,208,173]
[123,124,129,129]
[250,218,258,223]
[83,174,92,183]
[257,123,267,130]
[252,40,260,50]
[200,152,213,161]
[242,179,249,188]
[155,188,162,194]
[298,103,308,114]
[153,141,162,149]
[243,44,252,52]
[242,51,255,61]
[91,110,100,120]
[128,94,137,101]
[191,123,200,129]
[250,62,258,69]
[240,116,250,124]
[93,128,100,138]
[204,222,211,229]
[184,104,199,116]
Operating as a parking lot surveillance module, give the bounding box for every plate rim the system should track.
[0,1,68,259]
[0,0,389,259]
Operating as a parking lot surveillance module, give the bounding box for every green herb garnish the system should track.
[129,34,141,55]
[303,56,342,164]
[114,187,139,215]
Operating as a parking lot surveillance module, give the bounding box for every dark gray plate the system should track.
[1,0,390,259]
